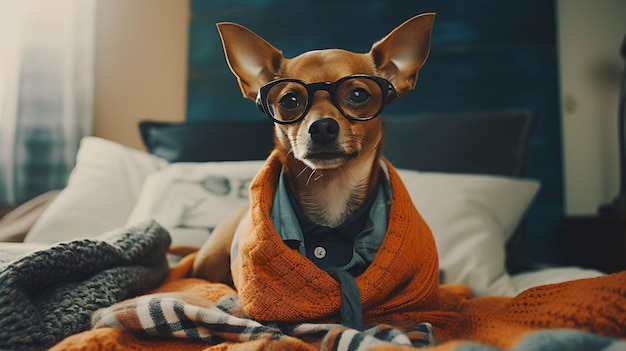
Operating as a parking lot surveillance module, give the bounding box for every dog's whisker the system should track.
[314,173,324,181]
[306,169,316,187]
[294,166,309,181]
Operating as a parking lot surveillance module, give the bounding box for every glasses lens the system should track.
[266,81,308,122]
[336,77,384,119]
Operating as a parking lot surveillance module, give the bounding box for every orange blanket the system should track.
[51,152,626,350]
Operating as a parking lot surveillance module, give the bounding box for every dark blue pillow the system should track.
[139,120,275,163]
[382,109,535,177]
[140,109,535,177]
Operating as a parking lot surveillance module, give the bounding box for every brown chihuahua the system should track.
[192,13,435,284]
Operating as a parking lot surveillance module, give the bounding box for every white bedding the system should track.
[21,136,604,297]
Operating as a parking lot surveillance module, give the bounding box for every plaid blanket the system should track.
[91,289,435,349]
[0,220,170,351]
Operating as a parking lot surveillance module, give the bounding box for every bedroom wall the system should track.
[92,0,190,151]
[558,0,626,215]
[89,1,626,216]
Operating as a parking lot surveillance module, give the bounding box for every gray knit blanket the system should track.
[0,220,171,351]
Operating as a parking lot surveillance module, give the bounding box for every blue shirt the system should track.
[270,165,391,276]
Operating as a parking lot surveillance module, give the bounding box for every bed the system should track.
[0,110,623,351]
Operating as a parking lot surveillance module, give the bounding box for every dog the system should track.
[192,13,435,286]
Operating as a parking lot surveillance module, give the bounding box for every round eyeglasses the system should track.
[255,74,397,124]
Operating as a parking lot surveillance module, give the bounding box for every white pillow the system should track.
[511,266,604,295]
[24,137,167,243]
[126,161,265,247]
[397,169,540,297]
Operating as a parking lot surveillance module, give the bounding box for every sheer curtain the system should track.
[0,0,94,205]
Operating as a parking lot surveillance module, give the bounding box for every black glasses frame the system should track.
[255,74,397,124]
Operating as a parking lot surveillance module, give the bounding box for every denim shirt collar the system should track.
[270,162,391,273]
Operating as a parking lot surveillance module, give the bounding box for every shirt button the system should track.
[313,246,326,259]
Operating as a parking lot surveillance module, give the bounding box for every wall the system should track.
[92,0,189,151]
[558,0,626,215]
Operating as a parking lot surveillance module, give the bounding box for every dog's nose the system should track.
[308,118,339,145]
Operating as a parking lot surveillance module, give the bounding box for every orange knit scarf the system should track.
[232,151,626,348]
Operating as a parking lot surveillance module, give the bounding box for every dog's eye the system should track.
[348,88,370,104]
[279,93,300,111]
[336,77,383,119]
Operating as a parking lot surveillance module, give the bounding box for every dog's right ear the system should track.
[217,23,284,100]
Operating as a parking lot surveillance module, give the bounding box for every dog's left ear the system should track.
[370,13,435,98]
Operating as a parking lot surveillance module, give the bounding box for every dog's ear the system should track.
[370,13,435,98]
[216,23,284,100]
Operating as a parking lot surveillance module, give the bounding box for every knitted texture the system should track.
[231,151,626,348]
[0,220,170,351]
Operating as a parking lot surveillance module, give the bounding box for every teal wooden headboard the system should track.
[186,0,563,266]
